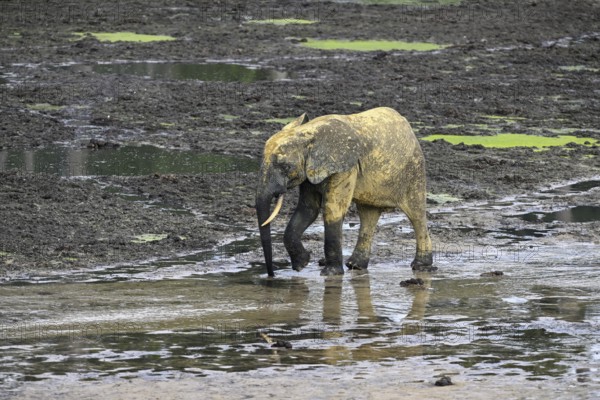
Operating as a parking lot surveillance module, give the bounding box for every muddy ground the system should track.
[1,0,600,275]
[1,1,600,398]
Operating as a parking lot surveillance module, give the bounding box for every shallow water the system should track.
[1,177,599,395]
[0,145,258,177]
[517,206,600,223]
[1,232,599,393]
[62,62,289,82]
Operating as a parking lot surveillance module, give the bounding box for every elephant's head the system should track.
[256,113,370,277]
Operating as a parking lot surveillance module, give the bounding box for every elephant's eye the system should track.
[281,163,293,173]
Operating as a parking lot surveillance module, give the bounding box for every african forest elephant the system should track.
[256,107,433,277]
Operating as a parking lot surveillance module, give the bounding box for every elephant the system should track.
[256,107,433,277]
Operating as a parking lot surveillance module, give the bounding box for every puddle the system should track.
[1,242,599,392]
[516,206,600,223]
[489,227,550,241]
[421,133,598,148]
[72,32,176,43]
[0,145,258,177]
[301,39,448,52]
[543,180,600,194]
[62,62,289,82]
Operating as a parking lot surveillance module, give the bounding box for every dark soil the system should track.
[1,0,599,274]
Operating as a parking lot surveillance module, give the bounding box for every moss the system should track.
[422,133,598,149]
[427,193,461,204]
[559,65,600,73]
[481,115,526,122]
[265,117,296,125]
[72,32,176,43]
[220,114,239,121]
[26,103,64,111]
[131,234,169,244]
[302,39,448,52]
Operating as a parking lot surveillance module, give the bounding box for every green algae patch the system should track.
[559,65,600,73]
[26,103,65,111]
[132,233,169,244]
[481,115,526,122]
[248,19,316,25]
[302,39,447,52]
[220,114,239,121]
[427,193,461,204]
[72,32,176,43]
[422,133,598,149]
[265,117,296,125]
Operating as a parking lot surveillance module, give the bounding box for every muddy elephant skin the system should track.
[256,107,433,277]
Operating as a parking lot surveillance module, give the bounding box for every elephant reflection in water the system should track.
[319,271,434,365]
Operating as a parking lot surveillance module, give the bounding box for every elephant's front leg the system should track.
[284,182,321,271]
[321,170,357,276]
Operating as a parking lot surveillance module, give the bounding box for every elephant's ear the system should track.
[282,113,309,131]
[305,119,369,185]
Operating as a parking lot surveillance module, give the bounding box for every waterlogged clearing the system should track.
[301,39,448,51]
[71,32,176,43]
[0,145,258,177]
[63,62,289,82]
[422,133,598,149]
[2,182,600,398]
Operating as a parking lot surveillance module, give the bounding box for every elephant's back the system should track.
[347,107,420,157]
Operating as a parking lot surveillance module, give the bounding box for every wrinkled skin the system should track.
[256,107,433,277]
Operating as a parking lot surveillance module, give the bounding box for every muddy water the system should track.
[0,145,258,177]
[62,62,289,82]
[1,229,599,395]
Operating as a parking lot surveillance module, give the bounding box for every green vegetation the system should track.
[26,103,64,111]
[220,114,239,121]
[427,193,461,204]
[72,32,176,43]
[265,117,296,125]
[132,234,169,244]
[302,39,448,52]
[422,133,598,149]
[559,65,600,73]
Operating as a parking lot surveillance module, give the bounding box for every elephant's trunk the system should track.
[256,195,276,277]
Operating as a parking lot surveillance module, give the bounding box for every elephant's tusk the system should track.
[261,195,284,227]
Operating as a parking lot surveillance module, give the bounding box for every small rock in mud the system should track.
[400,278,425,287]
[271,340,293,349]
[434,376,453,386]
[480,271,504,277]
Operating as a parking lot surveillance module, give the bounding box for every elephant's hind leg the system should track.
[284,182,321,271]
[401,197,434,270]
[346,204,381,271]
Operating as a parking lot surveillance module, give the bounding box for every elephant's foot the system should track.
[318,257,326,266]
[320,265,344,276]
[290,250,311,272]
[411,252,437,271]
[345,255,369,271]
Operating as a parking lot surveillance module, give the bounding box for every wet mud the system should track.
[1,0,600,398]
